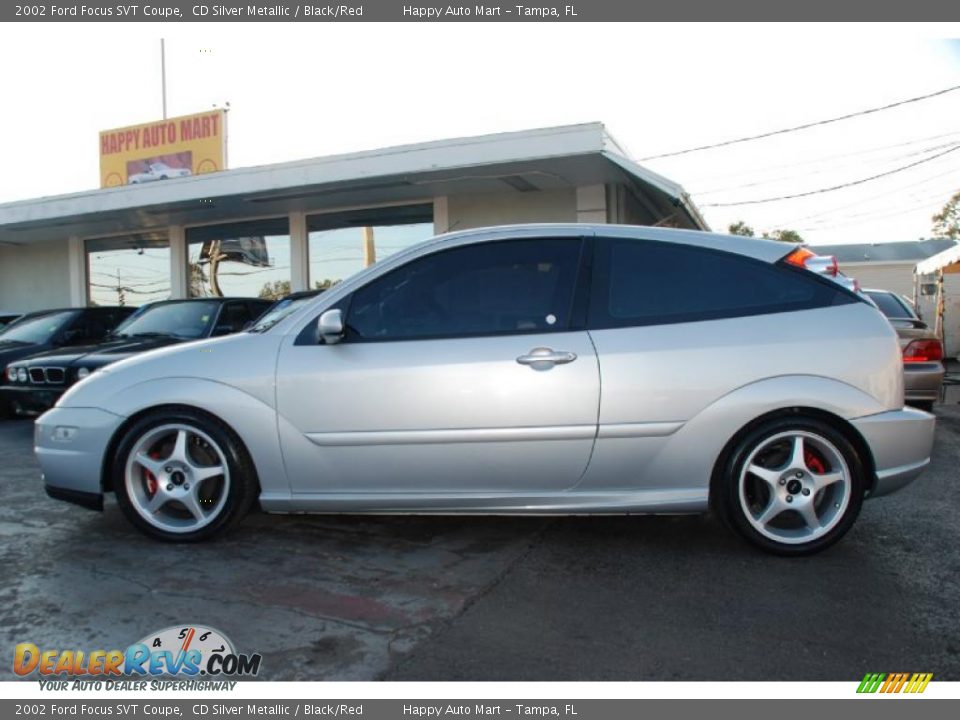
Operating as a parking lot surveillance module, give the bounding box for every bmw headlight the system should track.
[16,368,27,383]
[5,367,16,382]
[76,367,91,380]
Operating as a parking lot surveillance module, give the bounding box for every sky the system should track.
[1,22,959,246]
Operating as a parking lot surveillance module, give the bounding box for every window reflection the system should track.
[86,233,171,307]
[307,205,433,290]
[186,219,291,300]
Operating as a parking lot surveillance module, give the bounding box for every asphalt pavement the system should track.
[1,406,957,681]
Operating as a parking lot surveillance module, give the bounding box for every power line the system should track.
[641,84,960,161]
[702,145,960,207]
[778,166,960,226]
[692,140,960,196]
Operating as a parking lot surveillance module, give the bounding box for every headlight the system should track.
[16,368,27,383]
[76,367,91,380]
[5,367,16,382]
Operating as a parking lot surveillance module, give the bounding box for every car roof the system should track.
[423,223,795,264]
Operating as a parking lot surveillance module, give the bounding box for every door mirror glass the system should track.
[318,309,344,345]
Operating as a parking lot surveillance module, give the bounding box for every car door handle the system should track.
[516,347,578,368]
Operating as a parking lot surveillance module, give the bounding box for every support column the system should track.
[576,185,607,224]
[433,196,449,234]
[67,236,87,307]
[169,225,187,298]
[289,211,308,292]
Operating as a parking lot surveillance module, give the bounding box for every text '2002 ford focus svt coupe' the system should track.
[36,225,935,555]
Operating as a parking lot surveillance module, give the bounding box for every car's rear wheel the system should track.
[718,416,866,556]
[112,409,257,542]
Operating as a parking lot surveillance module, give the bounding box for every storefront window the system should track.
[86,233,171,307]
[307,204,433,290]
[186,218,291,299]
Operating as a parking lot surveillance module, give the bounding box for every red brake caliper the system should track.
[145,452,163,495]
[805,449,827,474]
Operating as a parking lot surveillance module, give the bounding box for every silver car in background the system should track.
[35,225,935,555]
[862,288,945,411]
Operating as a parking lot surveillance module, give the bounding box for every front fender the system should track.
[97,377,289,499]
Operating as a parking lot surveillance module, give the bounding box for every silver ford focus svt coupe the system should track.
[35,224,935,554]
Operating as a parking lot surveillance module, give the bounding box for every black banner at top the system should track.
[3,0,959,21]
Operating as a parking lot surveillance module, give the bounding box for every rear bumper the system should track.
[851,407,936,498]
[904,362,945,402]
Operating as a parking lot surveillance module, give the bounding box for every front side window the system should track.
[346,238,583,341]
[589,238,854,329]
[113,301,220,340]
[186,219,291,299]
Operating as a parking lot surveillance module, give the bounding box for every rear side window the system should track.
[589,238,855,329]
[865,291,916,319]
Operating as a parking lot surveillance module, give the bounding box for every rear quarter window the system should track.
[589,238,856,329]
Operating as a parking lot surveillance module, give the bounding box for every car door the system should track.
[275,235,600,494]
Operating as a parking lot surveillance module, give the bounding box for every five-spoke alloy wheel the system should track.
[719,416,866,555]
[113,409,257,542]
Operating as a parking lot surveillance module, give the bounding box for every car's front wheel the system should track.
[112,409,258,542]
[717,416,866,556]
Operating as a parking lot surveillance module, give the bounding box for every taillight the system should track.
[784,247,838,277]
[903,339,943,363]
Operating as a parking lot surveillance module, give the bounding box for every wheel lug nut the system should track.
[166,484,173,491]
[165,466,174,473]
[802,488,810,496]
[779,478,786,485]
[183,483,190,490]
[786,495,793,503]
[795,471,803,478]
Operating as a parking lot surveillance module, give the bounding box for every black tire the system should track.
[716,416,866,556]
[112,408,258,542]
[0,397,13,420]
[908,400,935,412]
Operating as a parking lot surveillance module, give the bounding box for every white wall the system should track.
[0,239,72,312]
[838,262,916,298]
[445,189,577,231]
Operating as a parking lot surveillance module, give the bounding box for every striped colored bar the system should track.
[857,673,886,693]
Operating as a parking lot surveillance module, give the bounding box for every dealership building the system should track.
[0,123,707,313]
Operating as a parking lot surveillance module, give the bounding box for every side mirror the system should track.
[317,309,344,345]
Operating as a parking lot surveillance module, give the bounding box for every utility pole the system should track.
[160,39,168,119]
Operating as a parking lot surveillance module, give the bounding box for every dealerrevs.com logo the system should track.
[14,625,262,686]
[857,673,933,694]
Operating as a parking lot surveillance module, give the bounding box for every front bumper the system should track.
[35,406,125,509]
[851,407,936,498]
[4,384,65,415]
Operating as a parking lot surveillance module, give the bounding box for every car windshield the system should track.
[112,301,219,340]
[249,294,319,332]
[866,291,917,320]
[0,311,76,344]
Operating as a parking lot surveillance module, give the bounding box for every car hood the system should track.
[16,336,187,369]
[0,341,45,367]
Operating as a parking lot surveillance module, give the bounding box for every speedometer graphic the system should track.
[135,624,235,673]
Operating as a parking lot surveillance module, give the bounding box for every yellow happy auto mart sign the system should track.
[99,109,227,188]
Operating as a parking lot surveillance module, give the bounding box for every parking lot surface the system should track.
[2,408,959,681]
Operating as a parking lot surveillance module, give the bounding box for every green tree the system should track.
[728,221,755,237]
[762,229,804,244]
[932,191,960,239]
[259,279,291,300]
